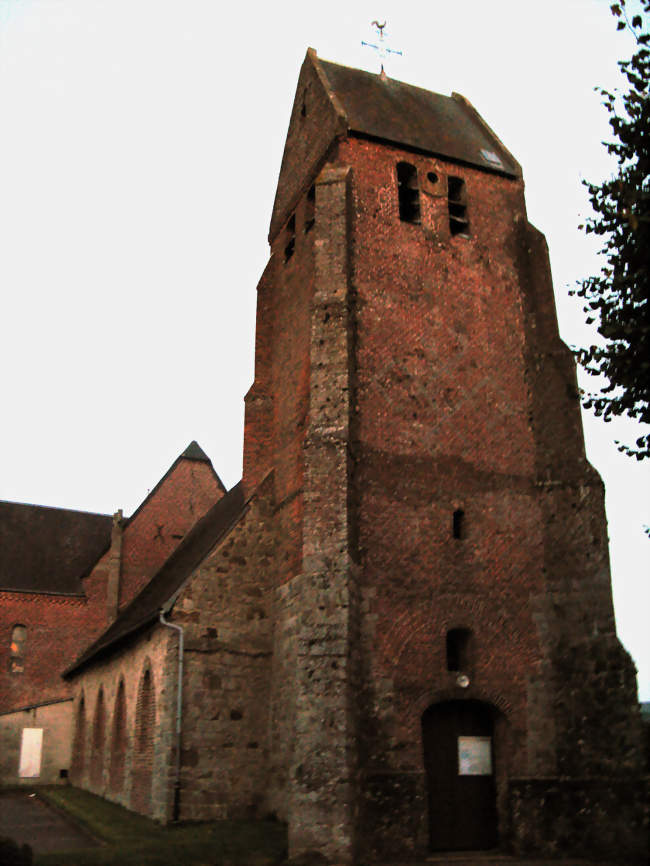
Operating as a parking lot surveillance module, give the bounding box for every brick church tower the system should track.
[243,51,644,862]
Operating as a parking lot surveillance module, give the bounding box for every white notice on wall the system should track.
[458,736,492,776]
[19,728,43,778]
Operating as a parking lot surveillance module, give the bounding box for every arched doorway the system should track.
[421,700,498,851]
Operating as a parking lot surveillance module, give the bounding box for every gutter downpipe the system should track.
[159,610,184,822]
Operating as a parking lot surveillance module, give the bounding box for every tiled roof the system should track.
[0,501,112,595]
[317,55,520,177]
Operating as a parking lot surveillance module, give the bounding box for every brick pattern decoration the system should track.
[108,679,127,793]
[131,666,155,815]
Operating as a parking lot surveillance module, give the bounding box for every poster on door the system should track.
[458,735,492,775]
[18,728,43,778]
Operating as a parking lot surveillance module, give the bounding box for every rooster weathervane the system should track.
[361,20,403,75]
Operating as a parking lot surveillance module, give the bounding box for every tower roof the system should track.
[270,49,521,240]
[318,57,520,177]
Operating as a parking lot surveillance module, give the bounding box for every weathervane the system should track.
[361,20,403,76]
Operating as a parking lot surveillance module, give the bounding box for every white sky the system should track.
[0,0,648,699]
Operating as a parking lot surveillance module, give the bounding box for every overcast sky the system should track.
[0,0,648,698]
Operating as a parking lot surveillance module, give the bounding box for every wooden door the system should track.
[422,700,498,851]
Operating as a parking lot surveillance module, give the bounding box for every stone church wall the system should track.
[171,484,276,822]
[68,625,175,822]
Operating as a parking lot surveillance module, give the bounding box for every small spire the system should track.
[181,441,211,462]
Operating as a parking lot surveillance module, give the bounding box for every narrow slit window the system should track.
[447,628,472,672]
[452,509,465,539]
[448,176,469,236]
[284,214,296,262]
[396,162,421,223]
[304,185,315,234]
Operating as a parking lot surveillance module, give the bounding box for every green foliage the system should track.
[572,0,650,458]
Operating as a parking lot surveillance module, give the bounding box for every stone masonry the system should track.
[16,50,646,865]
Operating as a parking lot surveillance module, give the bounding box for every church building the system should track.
[1,50,645,863]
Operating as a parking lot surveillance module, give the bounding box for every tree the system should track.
[572,0,650,458]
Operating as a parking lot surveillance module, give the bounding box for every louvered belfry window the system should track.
[396,162,421,223]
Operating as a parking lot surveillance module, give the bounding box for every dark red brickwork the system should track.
[268,48,344,241]
[0,451,222,722]
[0,592,101,711]
[117,457,222,611]
[244,185,317,583]
[239,55,643,860]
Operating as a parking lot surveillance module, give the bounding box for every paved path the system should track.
[0,790,99,855]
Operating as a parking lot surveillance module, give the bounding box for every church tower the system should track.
[243,50,643,863]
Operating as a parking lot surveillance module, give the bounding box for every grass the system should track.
[34,787,287,866]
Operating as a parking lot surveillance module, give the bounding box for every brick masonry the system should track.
[236,53,644,861]
[3,52,646,865]
[0,450,223,791]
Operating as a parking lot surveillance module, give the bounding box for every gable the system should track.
[115,445,226,610]
[268,49,346,242]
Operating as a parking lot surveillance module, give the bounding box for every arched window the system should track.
[71,694,87,781]
[10,624,27,673]
[396,162,421,223]
[109,680,127,793]
[90,688,106,788]
[131,666,155,815]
